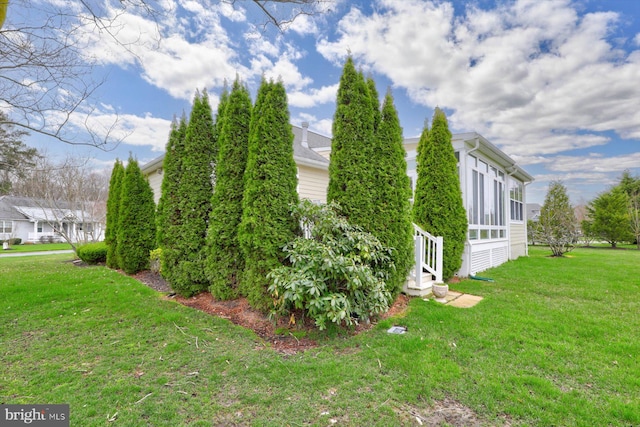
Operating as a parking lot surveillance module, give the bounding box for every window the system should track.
[0,220,12,234]
[468,155,506,240]
[510,183,524,221]
[37,223,43,233]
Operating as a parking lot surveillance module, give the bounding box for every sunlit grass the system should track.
[0,242,73,253]
[1,248,638,426]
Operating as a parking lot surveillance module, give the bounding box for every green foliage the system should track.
[156,115,187,250]
[412,108,467,280]
[367,91,413,295]
[105,159,124,268]
[268,201,393,330]
[206,78,252,300]
[327,58,413,293]
[588,188,632,248]
[615,170,640,249]
[116,157,156,274]
[163,91,217,296]
[238,79,299,310]
[366,76,380,131]
[537,180,579,256]
[76,242,107,264]
[327,56,376,226]
[149,248,162,274]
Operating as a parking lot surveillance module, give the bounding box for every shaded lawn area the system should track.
[0,247,639,426]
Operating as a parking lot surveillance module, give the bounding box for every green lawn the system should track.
[1,242,73,253]
[1,247,638,426]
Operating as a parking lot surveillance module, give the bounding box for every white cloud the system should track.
[45,107,172,151]
[317,0,640,159]
[288,84,338,108]
[77,3,244,100]
[295,113,333,137]
[286,14,319,36]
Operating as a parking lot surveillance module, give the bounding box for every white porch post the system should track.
[414,234,423,289]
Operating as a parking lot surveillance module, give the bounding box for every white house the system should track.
[0,195,105,244]
[141,123,533,282]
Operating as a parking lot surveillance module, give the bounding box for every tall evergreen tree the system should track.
[239,79,299,310]
[116,156,156,274]
[370,91,413,295]
[412,108,467,281]
[367,76,381,132]
[165,90,217,296]
[206,78,252,299]
[105,159,124,269]
[156,114,187,249]
[537,180,579,256]
[327,56,376,227]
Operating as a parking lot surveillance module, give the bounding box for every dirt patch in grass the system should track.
[396,398,511,427]
[130,270,411,355]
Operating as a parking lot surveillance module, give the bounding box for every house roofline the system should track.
[140,154,165,174]
[294,156,329,170]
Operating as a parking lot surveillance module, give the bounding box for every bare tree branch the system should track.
[1,1,331,150]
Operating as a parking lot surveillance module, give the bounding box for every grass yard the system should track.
[0,242,73,253]
[1,247,639,426]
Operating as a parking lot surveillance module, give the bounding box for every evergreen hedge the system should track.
[156,115,187,251]
[206,78,252,300]
[327,56,376,228]
[116,157,156,274]
[165,91,217,296]
[239,79,299,310]
[369,91,414,295]
[412,108,467,281]
[105,159,124,269]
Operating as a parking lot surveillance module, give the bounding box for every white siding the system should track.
[510,222,527,259]
[465,241,510,276]
[147,170,163,205]
[297,165,328,203]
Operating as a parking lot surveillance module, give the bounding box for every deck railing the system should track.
[411,223,443,287]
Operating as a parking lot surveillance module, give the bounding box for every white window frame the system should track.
[510,182,524,222]
[467,155,506,241]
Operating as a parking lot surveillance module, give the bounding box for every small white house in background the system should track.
[141,123,533,279]
[0,195,105,244]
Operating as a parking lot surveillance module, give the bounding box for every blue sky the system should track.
[17,0,640,204]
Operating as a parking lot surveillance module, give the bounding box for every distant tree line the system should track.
[531,172,640,255]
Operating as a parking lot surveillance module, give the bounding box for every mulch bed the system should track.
[129,270,411,354]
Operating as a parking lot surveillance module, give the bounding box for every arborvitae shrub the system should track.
[166,91,217,296]
[239,79,299,310]
[412,108,467,281]
[105,159,124,268]
[116,157,156,274]
[369,91,413,295]
[206,78,252,300]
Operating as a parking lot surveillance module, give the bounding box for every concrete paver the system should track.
[426,290,483,308]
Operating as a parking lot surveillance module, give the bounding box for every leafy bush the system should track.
[77,242,107,264]
[8,238,22,245]
[268,201,393,330]
[150,248,162,274]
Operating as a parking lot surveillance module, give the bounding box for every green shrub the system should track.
[8,238,22,245]
[268,201,393,330]
[150,248,162,274]
[77,242,107,264]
